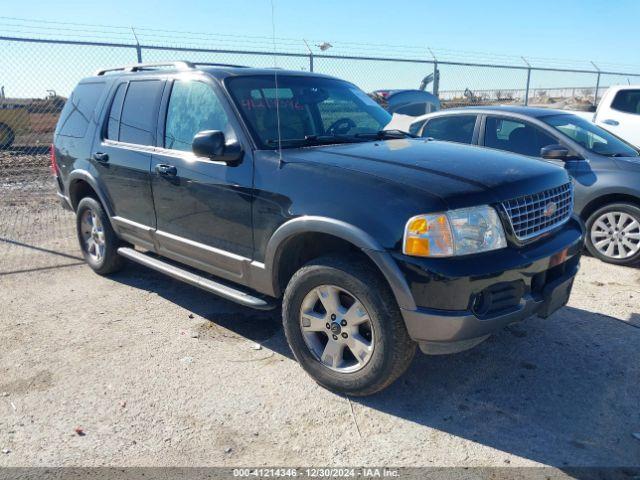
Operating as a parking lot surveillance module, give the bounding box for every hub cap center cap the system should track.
[330,322,342,334]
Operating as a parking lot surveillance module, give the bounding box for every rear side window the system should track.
[164,80,229,152]
[56,82,105,138]
[611,89,640,115]
[116,80,164,145]
[422,115,476,144]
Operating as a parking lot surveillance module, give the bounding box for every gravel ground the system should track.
[0,241,639,468]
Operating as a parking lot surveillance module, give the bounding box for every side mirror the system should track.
[540,144,573,160]
[192,130,244,166]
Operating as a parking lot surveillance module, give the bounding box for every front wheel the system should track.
[282,255,416,396]
[76,196,125,274]
[585,203,640,266]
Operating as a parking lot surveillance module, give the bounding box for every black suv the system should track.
[52,62,584,395]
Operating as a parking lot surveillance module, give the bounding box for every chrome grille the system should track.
[501,183,573,241]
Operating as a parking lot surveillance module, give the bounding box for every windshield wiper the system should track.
[602,152,638,157]
[265,135,361,147]
[354,129,417,140]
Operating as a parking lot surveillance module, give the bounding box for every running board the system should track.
[117,247,276,310]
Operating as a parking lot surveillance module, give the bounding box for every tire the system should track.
[282,255,416,396]
[76,196,125,274]
[585,202,640,266]
[0,123,15,150]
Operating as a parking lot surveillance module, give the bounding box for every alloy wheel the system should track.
[590,211,640,260]
[299,285,374,373]
[80,208,106,263]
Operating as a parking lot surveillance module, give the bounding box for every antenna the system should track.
[270,0,283,165]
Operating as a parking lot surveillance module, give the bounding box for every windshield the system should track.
[541,114,639,157]
[226,75,392,149]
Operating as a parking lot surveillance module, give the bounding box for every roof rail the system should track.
[191,62,249,69]
[95,61,195,76]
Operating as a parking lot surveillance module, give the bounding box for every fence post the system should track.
[303,39,313,72]
[522,57,531,106]
[428,48,439,96]
[131,27,142,63]
[591,61,601,106]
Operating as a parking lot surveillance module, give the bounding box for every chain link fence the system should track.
[2,34,640,275]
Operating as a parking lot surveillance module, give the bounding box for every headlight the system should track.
[403,205,507,257]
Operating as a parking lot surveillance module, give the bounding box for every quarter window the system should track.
[484,117,556,157]
[56,82,105,138]
[421,115,477,144]
[118,80,164,146]
[611,89,640,115]
[164,80,229,152]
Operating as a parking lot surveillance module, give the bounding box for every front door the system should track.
[150,76,254,282]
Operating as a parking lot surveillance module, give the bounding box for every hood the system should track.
[281,139,570,210]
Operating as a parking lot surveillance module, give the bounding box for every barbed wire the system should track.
[1,15,639,72]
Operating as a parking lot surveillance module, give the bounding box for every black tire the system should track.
[75,196,125,274]
[0,123,15,149]
[585,202,640,266]
[282,255,416,396]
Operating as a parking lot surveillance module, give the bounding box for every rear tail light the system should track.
[50,144,59,175]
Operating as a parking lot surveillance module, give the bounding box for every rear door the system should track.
[150,75,254,282]
[594,88,640,148]
[92,78,165,249]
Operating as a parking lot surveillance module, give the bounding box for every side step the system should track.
[117,247,277,310]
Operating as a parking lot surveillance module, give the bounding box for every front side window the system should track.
[484,117,556,157]
[118,80,164,146]
[227,75,391,149]
[421,115,476,144]
[164,80,230,152]
[542,114,638,157]
[611,89,640,115]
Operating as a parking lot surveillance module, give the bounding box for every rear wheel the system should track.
[585,203,640,266]
[282,255,416,396]
[76,197,125,274]
[0,123,15,149]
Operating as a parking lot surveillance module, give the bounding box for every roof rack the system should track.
[191,62,249,69]
[95,61,248,76]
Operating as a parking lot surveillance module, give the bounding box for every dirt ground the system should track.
[0,223,639,469]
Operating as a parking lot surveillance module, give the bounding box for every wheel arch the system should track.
[580,192,640,222]
[67,170,115,217]
[265,216,417,311]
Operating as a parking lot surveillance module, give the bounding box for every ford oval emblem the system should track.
[543,202,558,218]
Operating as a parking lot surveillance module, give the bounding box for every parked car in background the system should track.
[592,85,640,148]
[0,102,30,149]
[408,106,640,265]
[52,62,583,395]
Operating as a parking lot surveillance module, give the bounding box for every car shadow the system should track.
[110,262,640,468]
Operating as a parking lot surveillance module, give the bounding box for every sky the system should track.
[2,0,640,97]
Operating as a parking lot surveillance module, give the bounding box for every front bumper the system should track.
[396,216,584,350]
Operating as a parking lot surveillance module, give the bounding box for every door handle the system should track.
[603,119,619,126]
[156,164,177,176]
[92,152,109,163]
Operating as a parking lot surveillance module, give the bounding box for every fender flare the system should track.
[67,169,115,218]
[264,216,417,310]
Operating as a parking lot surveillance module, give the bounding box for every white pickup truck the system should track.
[591,85,640,148]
